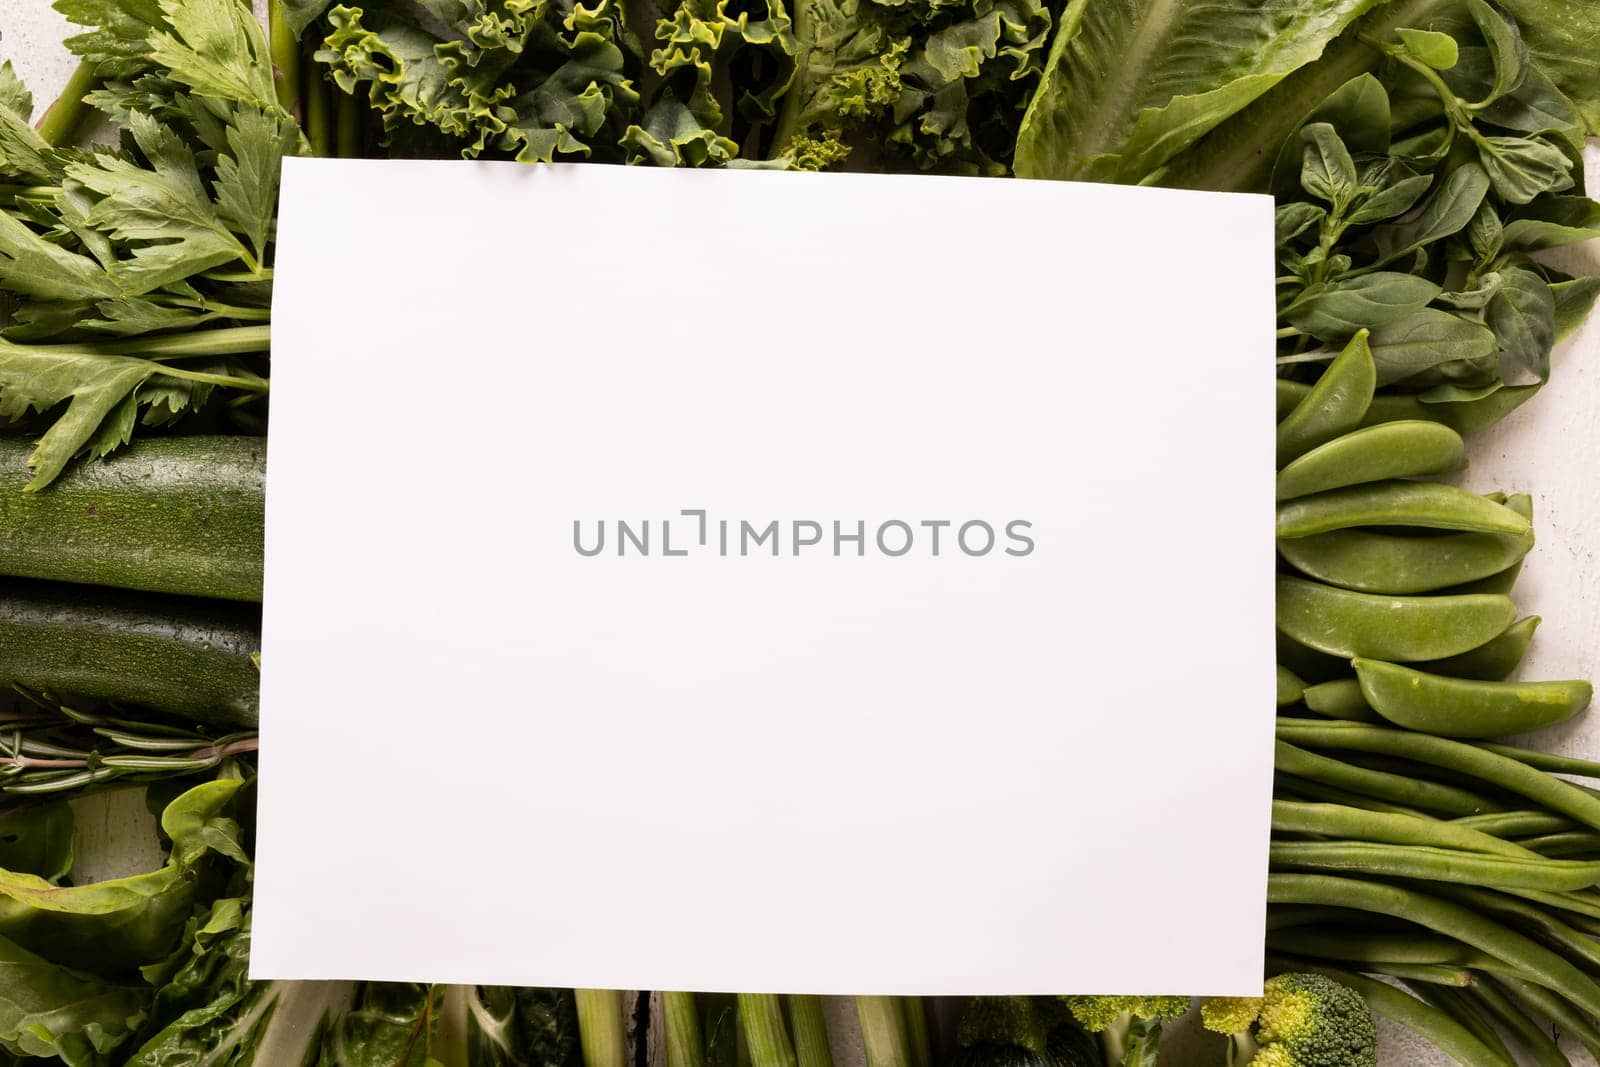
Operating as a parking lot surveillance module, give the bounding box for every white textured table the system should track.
[4,4,1600,1063]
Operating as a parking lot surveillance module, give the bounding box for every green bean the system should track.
[1454,811,1576,838]
[1275,743,1502,816]
[1275,773,1432,816]
[1266,956,1513,1067]
[1276,664,1306,706]
[1520,832,1600,858]
[1277,526,1533,595]
[1265,905,1399,931]
[1426,884,1600,972]
[1361,383,1542,435]
[1353,659,1592,739]
[1469,981,1568,1067]
[1272,800,1528,857]
[1412,987,1523,1067]
[1269,874,1600,1015]
[1278,331,1375,466]
[1475,743,1600,781]
[1498,976,1600,1061]
[1277,481,1532,538]
[1272,840,1600,891]
[1276,420,1466,500]
[1414,617,1541,682]
[1301,679,1379,721]
[1264,926,1484,966]
[1277,719,1600,832]
[1511,888,1600,923]
[1277,576,1517,661]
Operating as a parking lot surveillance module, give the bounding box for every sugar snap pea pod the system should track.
[1277,481,1532,538]
[1414,617,1541,682]
[1267,873,1600,1017]
[1276,664,1306,706]
[1275,742,1500,816]
[1276,575,1517,661]
[1276,379,1310,420]
[1269,840,1600,892]
[1277,526,1533,594]
[1276,420,1466,500]
[1353,658,1593,739]
[1277,331,1374,466]
[1439,494,1533,596]
[1362,383,1542,435]
[1301,679,1379,721]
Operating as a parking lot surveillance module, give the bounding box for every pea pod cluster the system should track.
[1275,332,1592,740]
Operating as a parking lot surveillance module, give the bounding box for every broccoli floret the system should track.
[1202,975,1375,1067]
[1063,996,1191,1066]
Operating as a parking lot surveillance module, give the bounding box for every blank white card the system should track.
[254,160,1276,995]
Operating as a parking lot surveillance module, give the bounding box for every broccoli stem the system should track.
[738,995,797,1067]
[855,997,910,1067]
[36,59,99,147]
[664,992,707,1067]
[576,990,627,1067]
[785,996,833,1067]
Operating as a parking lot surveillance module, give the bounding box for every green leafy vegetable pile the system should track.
[4,0,1600,1063]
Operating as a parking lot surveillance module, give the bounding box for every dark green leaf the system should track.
[1495,0,1600,133]
[0,803,73,883]
[1376,164,1490,261]
[1275,202,1324,245]
[1369,308,1499,385]
[1474,134,1575,204]
[1285,272,1442,339]
[1487,266,1557,383]
[1396,27,1459,69]
[1437,272,1503,311]
[0,932,146,1064]
[1467,201,1503,263]
[1552,277,1600,343]
[1345,173,1432,226]
[1464,0,1527,102]
[1503,195,1600,250]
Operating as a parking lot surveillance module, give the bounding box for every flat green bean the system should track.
[1277,420,1465,500]
[1271,840,1600,891]
[1277,575,1517,661]
[1268,873,1600,1016]
[1415,617,1540,682]
[1277,481,1532,538]
[1277,718,1600,831]
[1275,743,1501,816]
[1278,526,1533,594]
[1354,658,1592,739]
[1301,679,1378,721]
[1278,331,1375,466]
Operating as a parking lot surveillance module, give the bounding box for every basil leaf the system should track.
[1276,202,1325,245]
[1487,266,1557,384]
[1467,201,1504,263]
[1464,0,1527,102]
[1300,123,1358,209]
[1369,308,1499,386]
[1475,134,1575,204]
[1268,73,1392,195]
[1376,164,1491,261]
[1496,0,1600,132]
[1285,273,1442,339]
[1503,196,1600,250]
[1552,277,1600,344]
[1397,27,1460,70]
[1346,173,1433,226]
[1418,381,1503,403]
[1437,273,1503,311]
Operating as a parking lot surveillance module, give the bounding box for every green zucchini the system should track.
[0,579,259,727]
[0,435,263,602]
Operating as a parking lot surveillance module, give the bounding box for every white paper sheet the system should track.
[253,159,1276,995]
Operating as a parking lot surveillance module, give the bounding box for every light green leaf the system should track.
[0,61,32,119]
[1268,73,1391,195]
[1502,196,1600,250]
[1437,272,1502,311]
[0,210,123,305]
[0,344,156,490]
[1474,134,1574,204]
[1495,0,1600,132]
[1369,307,1499,385]
[1345,174,1432,226]
[1464,0,1526,102]
[1276,202,1325,245]
[1299,122,1357,209]
[148,0,279,112]
[213,104,303,262]
[1552,277,1600,343]
[1285,272,1442,339]
[1487,265,1556,383]
[1014,0,1387,182]
[54,0,170,80]
[1396,27,1458,69]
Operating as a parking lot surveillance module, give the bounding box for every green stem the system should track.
[665,992,707,1067]
[336,88,361,157]
[432,986,471,1067]
[67,325,271,359]
[576,990,627,1067]
[786,996,833,1067]
[855,998,910,1067]
[154,364,270,392]
[36,59,99,147]
[899,1000,930,1067]
[738,995,797,1067]
[304,38,333,157]
[766,0,811,156]
[269,0,302,123]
